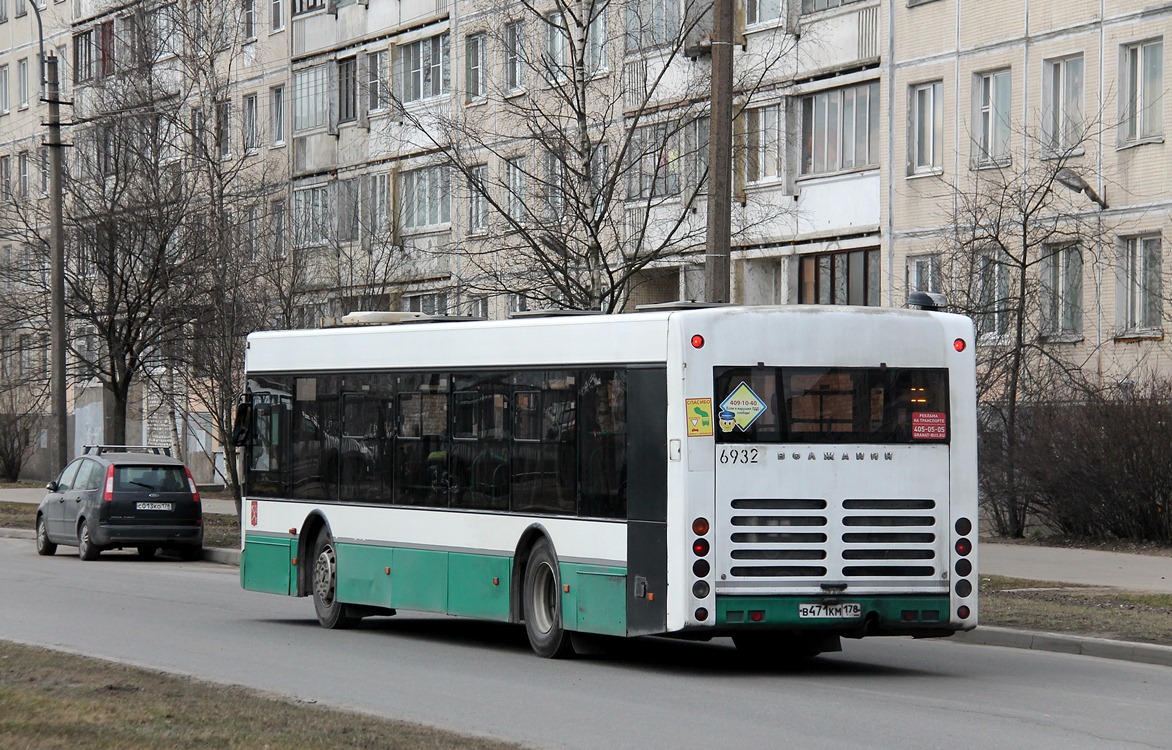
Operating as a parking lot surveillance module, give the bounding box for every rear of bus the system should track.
[672,306,977,647]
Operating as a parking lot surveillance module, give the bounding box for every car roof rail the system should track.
[82,444,173,457]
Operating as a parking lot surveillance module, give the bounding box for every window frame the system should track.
[975,69,1012,166]
[1119,235,1162,334]
[1042,54,1084,154]
[1121,39,1164,144]
[910,80,943,174]
[1040,243,1083,337]
[800,81,880,177]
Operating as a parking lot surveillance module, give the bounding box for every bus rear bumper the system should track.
[711,593,960,638]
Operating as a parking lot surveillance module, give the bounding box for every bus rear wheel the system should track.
[312,532,358,629]
[522,539,574,659]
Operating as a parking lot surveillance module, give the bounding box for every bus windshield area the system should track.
[714,366,950,444]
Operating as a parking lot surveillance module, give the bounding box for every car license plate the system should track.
[798,603,862,619]
[136,502,173,512]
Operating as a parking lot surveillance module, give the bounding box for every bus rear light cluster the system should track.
[692,516,711,623]
[953,517,974,618]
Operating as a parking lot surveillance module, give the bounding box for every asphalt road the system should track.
[4,536,1172,750]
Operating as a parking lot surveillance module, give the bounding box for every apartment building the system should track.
[889,0,1172,387]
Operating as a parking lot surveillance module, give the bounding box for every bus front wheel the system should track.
[312,532,358,629]
[522,539,575,658]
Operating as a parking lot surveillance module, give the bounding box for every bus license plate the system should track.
[136,502,173,512]
[799,603,862,619]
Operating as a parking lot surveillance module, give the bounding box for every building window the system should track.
[546,13,569,82]
[975,251,1011,337]
[271,0,284,31]
[1122,40,1163,143]
[1040,244,1082,336]
[505,22,524,92]
[269,85,284,144]
[630,122,680,198]
[293,65,327,131]
[15,0,25,17]
[270,199,287,258]
[908,254,942,295]
[0,0,7,23]
[975,69,1011,165]
[801,81,879,176]
[242,94,258,152]
[367,50,389,113]
[73,31,93,83]
[910,80,943,173]
[798,249,880,306]
[746,103,782,182]
[17,58,27,108]
[336,178,359,242]
[587,4,608,74]
[293,0,324,15]
[748,0,781,25]
[0,155,9,200]
[216,100,231,158]
[293,184,328,247]
[243,0,256,40]
[369,172,391,236]
[337,57,356,124]
[400,166,451,230]
[39,145,48,194]
[469,164,487,232]
[1043,55,1084,153]
[405,292,448,315]
[396,34,449,103]
[0,65,8,113]
[506,158,525,221]
[98,21,115,78]
[17,151,28,200]
[466,34,485,102]
[625,0,679,51]
[1119,236,1161,333]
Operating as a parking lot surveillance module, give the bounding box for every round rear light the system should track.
[955,559,972,577]
[955,580,973,597]
[957,605,971,619]
[955,538,972,556]
[954,338,967,352]
[693,559,711,577]
[692,581,710,598]
[955,518,973,536]
[691,334,705,349]
[694,607,709,622]
[692,517,710,535]
[692,538,710,557]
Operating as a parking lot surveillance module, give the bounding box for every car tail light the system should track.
[185,467,201,504]
[103,465,115,502]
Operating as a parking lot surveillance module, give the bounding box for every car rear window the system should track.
[114,466,189,492]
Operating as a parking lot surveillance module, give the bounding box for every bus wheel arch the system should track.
[296,512,330,598]
[511,524,551,623]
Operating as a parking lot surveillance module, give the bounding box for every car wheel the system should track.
[136,546,158,559]
[35,515,57,556]
[311,531,358,629]
[522,538,575,658]
[77,522,100,561]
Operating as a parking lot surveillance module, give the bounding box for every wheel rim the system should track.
[37,518,47,547]
[79,526,88,549]
[314,544,338,607]
[531,561,557,635]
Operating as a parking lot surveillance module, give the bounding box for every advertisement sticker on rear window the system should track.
[912,411,947,440]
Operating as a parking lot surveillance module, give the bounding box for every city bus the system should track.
[233,304,978,659]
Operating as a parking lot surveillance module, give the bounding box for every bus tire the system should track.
[312,531,358,629]
[522,539,575,659]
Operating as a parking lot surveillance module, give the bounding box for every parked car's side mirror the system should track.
[45,481,58,493]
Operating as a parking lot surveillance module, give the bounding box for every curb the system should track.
[953,626,1172,667]
[4,526,1170,667]
[0,527,241,566]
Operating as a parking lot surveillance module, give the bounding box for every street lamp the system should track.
[28,3,69,474]
[1056,167,1108,210]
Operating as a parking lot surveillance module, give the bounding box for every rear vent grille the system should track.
[727,497,939,579]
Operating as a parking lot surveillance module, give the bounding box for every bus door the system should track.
[712,366,952,596]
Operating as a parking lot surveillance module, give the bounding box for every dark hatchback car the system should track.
[35,446,203,561]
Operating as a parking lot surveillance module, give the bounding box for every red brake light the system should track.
[691,334,705,349]
[692,538,710,556]
[954,338,966,352]
[185,467,201,504]
[103,465,115,502]
[692,517,710,535]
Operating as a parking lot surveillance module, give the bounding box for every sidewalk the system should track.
[3,486,1171,665]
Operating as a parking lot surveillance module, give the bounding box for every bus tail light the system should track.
[691,334,705,349]
[954,338,967,352]
[692,538,710,557]
[957,605,971,619]
[955,538,972,556]
[692,517,709,535]
[695,607,709,622]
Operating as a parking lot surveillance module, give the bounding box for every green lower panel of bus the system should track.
[716,594,953,631]
[242,535,628,635]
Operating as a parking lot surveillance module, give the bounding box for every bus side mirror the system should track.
[231,402,253,446]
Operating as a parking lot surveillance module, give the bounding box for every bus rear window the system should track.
[714,366,950,444]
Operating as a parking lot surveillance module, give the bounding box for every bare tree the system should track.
[387,0,798,312]
[930,119,1112,537]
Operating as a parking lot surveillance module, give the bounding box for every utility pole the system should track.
[46,54,68,473]
[704,0,734,303]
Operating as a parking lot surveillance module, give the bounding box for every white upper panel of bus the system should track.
[244,306,973,373]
